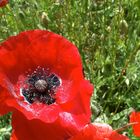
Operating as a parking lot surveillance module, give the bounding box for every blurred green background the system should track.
[0,0,140,139]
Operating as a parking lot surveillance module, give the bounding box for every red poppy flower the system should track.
[0,30,93,140]
[69,123,130,140]
[0,0,8,7]
[130,111,140,137]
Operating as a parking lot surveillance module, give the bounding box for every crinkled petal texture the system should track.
[69,123,130,140]
[0,30,93,140]
[130,111,140,137]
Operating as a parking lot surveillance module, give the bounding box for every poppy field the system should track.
[0,0,140,140]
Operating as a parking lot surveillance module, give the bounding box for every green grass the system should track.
[0,0,140,139]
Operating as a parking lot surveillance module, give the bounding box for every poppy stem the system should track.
[115,122,138,132]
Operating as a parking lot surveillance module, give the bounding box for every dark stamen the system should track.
[22,67,60,105]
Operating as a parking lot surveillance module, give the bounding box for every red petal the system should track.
[59,112,88,134]
[0,87,12,115]
[11,111,82,140]
[59,80,93,123]
[69,123,130,140]
[130,111,140,137]
[69,124,98,140]
[0,0,8,7]
[91,123,113,138]
[0,73,16,115]
[0,30,89,118]
[27,31,83,80]
[0,29,83,84]
[0,30,49,83]
[10,130,17,140]
[4,99,61,123]
[0,30,93,139]
[109,131,130,140]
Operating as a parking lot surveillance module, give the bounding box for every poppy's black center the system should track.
[22,67,60,105]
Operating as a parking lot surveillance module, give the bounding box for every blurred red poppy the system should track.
[0,0,8,7]
[0,30,93,140]
[130,111,140,137]
[69,123,130,140]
